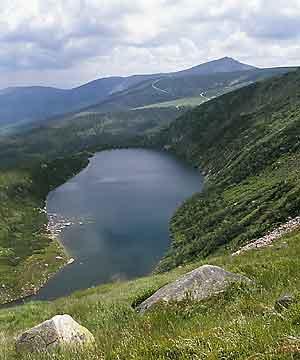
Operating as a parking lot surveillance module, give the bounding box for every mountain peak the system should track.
[219,56,234,60]
[176,57,257,77]
[217,56,253,65]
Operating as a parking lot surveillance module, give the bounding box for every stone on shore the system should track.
[137,265,251,313]
[16,314,94,353]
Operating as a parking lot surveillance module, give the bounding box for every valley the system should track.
[0,58,299,359]
[0,60,299,304]
[29,149,202,302]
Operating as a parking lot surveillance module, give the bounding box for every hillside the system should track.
[151,68,300,270]
[1,214,300,359]
[0,107,186,168]
[0,79,122,127]
[84,67,292,114]
[0,153,90,303]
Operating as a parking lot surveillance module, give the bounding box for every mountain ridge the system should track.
[0,57,255,92]
[0,57,272,129]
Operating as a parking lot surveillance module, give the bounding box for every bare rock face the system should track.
[137,265,251,313]
[16,314,94,353]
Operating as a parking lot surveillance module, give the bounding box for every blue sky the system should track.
[0,0,299,88]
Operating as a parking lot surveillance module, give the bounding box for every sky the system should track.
[0,0,299,89]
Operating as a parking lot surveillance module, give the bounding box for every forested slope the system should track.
[154,69,300,271]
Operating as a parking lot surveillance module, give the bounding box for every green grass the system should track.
[0,229,299,359]
[0,154,89,304]
[134,95,209,109]
[0,171,66,303]
[135,82,254,110]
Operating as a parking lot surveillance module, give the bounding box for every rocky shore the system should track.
[0,208,81,306]
[44,208,93,238]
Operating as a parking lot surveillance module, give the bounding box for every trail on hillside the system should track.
[152,79,170,94]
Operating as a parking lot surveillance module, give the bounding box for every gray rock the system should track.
[275,294,295,311]
[137,265,251,313]
[16,314,94,353]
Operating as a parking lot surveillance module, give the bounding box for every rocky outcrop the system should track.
[232,216,300,256]
[275,294,295,312]
[16,314,94,353]
[137,265,251,313]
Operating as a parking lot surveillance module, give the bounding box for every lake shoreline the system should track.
[0,234,68,308]
[0,156,92,307]
[1,148,202,307]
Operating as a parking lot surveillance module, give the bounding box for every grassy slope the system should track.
[151,69,300,271]
[0,229,299,359]
[0,154,89,303]
[133,79,259,110]
[134,95,208,109]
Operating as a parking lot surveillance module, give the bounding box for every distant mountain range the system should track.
[0,57,295,130]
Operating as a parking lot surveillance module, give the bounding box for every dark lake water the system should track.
[33,149,202,301]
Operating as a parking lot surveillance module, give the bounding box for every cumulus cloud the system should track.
[0,0,299,88]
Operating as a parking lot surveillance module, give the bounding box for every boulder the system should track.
[137,265,251,313]
[275,294,295,311]
[16,314,94,353]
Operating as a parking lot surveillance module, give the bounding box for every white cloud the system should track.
[0,0,299,88]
